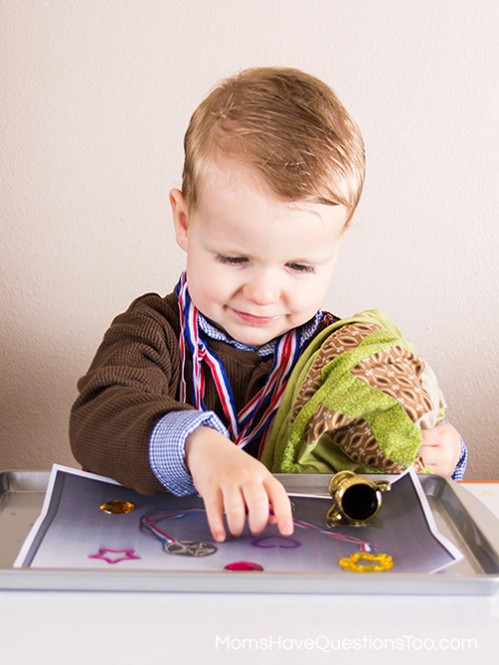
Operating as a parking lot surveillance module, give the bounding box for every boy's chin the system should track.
[206,319,279,348]
[202,310,310,348]
[226,324,291,348]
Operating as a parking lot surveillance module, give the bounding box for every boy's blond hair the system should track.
[181,67,365,223]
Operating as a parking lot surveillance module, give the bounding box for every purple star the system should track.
[88,547,141,565]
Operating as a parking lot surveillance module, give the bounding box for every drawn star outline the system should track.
[88,547,141,565]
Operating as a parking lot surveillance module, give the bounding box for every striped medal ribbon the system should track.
[176,273,301,452]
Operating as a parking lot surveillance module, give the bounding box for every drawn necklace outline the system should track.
[140,510,218,557]
[141,507,375,557]
[254,500,376,552]
[292,517,375,553]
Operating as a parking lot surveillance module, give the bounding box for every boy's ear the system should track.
[170,188,190,251]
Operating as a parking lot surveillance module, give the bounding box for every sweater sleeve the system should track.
[69,293,192,494]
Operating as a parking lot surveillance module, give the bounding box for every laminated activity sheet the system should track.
[15,465,462,574]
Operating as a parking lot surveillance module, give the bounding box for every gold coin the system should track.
[99,500,135,515]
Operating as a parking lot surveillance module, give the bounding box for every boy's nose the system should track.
[242,274,280,306]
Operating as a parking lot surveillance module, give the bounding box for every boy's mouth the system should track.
[232,309,279,326]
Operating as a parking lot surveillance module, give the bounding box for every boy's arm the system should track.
[70,293,294,538]
[149,409,229,495]
[70,294,193,494]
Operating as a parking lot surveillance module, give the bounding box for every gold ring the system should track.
[339,551,394,573]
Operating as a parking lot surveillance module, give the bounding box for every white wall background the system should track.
[1,0,498,478]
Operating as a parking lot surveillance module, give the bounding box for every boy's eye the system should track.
[215,255,248,266]
[287,262,316,274]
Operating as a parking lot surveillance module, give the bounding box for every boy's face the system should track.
[171,160,348,346]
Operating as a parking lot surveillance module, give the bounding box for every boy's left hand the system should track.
[418,422,462,477]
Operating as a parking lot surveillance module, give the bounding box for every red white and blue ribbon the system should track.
[176,272,301,453]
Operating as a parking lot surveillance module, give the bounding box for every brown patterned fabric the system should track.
[262,313,444,474]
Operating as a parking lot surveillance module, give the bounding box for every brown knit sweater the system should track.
[70,291,329,494]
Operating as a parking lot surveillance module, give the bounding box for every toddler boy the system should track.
[70,67,465,542]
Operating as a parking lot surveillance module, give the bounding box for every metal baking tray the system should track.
[0,470,498,595]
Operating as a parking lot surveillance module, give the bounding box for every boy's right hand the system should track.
[185,426,294,543]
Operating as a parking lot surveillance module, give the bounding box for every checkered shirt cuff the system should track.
[149,409,229,495]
